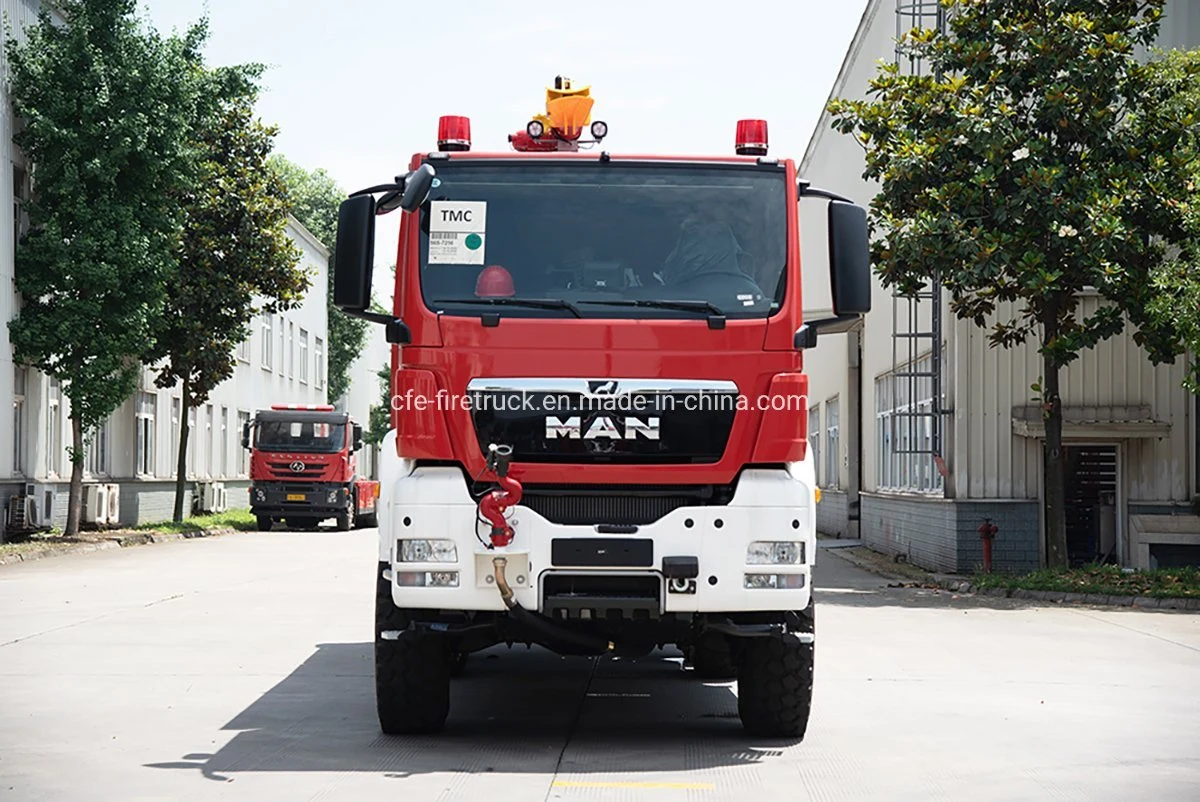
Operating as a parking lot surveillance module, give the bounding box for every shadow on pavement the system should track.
[144,643,796,781]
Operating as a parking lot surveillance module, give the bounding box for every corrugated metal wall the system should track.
[955,296,1192,502]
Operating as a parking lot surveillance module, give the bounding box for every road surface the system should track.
[1,528,1198,801]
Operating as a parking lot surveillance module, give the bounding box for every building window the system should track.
[314,337,326,390]
[278,315,285,375]
[85,417,110,477]
[46,377,61,478]
[13,164,29,262]
[12,366,26,474]
[288,321,295,379]
[170,398,182,475]
[221,406,229,477]
[136,391,155,476]
[187,407,198,477]
[236,334,250,363]
[825,397,840,489]
[237,410,251,477]
[204,404,214,477]
[875,353,943,493]
[809,405,821,486]
[299,328,309,384]
[261,316,273,370]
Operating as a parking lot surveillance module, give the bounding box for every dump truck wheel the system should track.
[256,515,272,531]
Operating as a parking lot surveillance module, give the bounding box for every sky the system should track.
[139,0,870,294]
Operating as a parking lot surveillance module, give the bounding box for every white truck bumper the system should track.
[377,455,817,616]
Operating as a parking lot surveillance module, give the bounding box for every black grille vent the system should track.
[471,482,736,526]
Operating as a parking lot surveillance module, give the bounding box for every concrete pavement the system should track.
[0,530,1198,800]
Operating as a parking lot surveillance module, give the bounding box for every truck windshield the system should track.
[255,420,346,453]
[417,162,788,319]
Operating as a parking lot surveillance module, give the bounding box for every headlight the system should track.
[746,541,805,565]
[745,573,806,589]
[326,489,339,503]
[398,539,458,563]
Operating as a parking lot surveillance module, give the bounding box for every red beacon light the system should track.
[437,115,471,152]
[735,119,768,156]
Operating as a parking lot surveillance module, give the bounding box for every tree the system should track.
[364,363,392,446]
[7,1,208,535]
[268,155,368,402]
[827,0,1197,567]
[1140,49,1200,392]
[146,67,311,522]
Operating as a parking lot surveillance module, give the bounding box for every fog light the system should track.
[394,571,459,587]
[326,489,339,504]
[590,120,608,139]
[744,573,806,589]
[398,539,458,563]
[527,120,544,138]
[746,541,805,565]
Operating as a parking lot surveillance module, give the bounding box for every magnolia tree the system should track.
[827,0,1198,566]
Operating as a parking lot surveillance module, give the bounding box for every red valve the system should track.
[978,519,998,573]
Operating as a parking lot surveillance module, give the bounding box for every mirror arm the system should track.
[794,314,862,349]
[340,308,412,345]
[797,179,853,204]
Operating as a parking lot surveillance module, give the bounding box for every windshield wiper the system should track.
[577,299,725,316]
[576,298,728,329]
[432,297,582,318]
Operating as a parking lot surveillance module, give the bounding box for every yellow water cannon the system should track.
[517,75,608,150]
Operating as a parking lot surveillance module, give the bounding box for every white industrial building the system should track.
[800,0,1200,573]
[0,0,388,535]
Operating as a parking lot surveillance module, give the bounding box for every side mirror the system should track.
[353,423,364,452]
[399,163,436,212]
[241,422,251,450]
[828,200,871,316]
[333,194,376,312]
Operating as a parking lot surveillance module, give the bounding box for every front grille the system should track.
[470,482,736,526]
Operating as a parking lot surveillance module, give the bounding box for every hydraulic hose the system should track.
[492,557,613,655]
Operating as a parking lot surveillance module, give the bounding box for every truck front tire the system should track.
[374,563,450,734]
[688,631,737,680]
[256,514,272,531]
[736,604,815,739]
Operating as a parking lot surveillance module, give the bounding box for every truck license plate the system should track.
[286,493,305,501]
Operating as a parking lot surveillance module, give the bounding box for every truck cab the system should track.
[332,78,871,739]
[242,404,379,531]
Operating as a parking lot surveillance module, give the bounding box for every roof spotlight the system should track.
[590,120,608,139]
[527,120,545,138]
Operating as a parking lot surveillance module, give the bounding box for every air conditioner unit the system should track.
[195,481,216,514]
[6,495,33,530]
[82,483,110,525]
[27,483,57,528]
[212,482,227,513]
[105,484,121,526]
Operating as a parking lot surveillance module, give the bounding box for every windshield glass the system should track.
[255,420,346,453]
[417,162,788,319]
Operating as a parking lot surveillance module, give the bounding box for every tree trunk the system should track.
[1042,305,1069,569]
[64,414,84,536]
[173,378,191,523]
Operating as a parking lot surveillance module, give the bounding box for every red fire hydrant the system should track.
[978,519,998,573]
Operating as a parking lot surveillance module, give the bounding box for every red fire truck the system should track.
[242,404,379,532]
[332,77,870,738]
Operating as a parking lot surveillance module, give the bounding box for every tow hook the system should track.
[479,444,522,548]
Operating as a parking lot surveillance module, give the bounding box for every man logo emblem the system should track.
[588,380,618,395]
[289,461,306,473]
